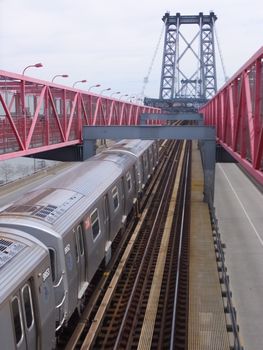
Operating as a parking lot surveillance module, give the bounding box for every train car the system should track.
[0,139,159,336]
[0,150,138,330]
[0,228,55,350]
[105,139,159,192]
[92,151,139,227]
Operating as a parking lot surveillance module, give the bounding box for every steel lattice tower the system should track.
[160,12,217,101]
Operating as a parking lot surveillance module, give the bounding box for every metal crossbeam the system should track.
[140,113,203,123]
[83,125,215,141]
[83,125,216,202]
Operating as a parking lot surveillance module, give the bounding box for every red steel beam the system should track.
[0,71,160,160]
[200,47,263,185]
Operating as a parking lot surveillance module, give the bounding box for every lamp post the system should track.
[22,62,43,75]
[129,96,136,102]
[120,94,128,99]
[73,79,87,88]
[136,97,143,105]
[100,88,111,94]
[52,74,69,82]
[110,91,121,97]
[88,84,101,91]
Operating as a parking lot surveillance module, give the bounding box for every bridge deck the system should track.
[215,163,263,350]
[188,143,229,349]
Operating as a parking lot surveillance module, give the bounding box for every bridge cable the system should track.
[213,19,228,83]
[140,17,167,99]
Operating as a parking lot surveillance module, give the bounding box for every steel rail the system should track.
[170,143,190,349]
[63,140,175,349]
[77,142,183,349]
[137,141,187,350]
[112,142,184,350]
[79,141,181,349]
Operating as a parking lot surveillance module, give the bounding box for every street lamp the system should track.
[73,79,87,88]
[120,94,129,99]
[88,84,101,91]
[100,88,111,94]
[129,96,136,102]
[22,62,43,75]
[110,91,121,97]
[52,74,69,82]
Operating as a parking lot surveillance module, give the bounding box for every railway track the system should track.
[63,139,191,349]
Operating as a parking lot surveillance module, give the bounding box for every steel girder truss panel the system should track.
[200,47,263,185]
[0,71,160,160]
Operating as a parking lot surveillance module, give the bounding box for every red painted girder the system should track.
[200,46,263,185]
[0,70,161,160]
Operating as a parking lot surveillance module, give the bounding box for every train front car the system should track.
[104,139,159,193]
[0,228,55,350]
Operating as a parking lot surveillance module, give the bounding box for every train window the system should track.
[126,172,132,192]
[11,297,23,345]
[112,186,119,211]
[77,225,84,255]
[22,284,34,329]
[48,248,57,282]
[91,209,100,240]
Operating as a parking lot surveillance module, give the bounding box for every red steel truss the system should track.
[0,71,160,160]
[200,47,263,185]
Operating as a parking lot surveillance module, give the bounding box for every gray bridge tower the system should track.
[145,12,217,112]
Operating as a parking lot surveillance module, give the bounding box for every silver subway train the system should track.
[0,139,158,350]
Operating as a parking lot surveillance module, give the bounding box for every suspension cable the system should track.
[140,17,167,99]
[213,20,228,83]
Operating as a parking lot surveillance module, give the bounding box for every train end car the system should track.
[0,228,56,350]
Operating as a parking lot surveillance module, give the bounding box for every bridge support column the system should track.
[83,125,216,203]
[83,140,97,160]
[199,140,216,203]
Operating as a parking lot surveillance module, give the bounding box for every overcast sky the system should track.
[0,0,262,98]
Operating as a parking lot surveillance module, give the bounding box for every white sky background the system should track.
[0,0,262,98]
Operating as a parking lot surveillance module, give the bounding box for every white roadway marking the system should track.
[218,164,263,247]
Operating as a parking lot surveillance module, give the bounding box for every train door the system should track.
[103,194,110,241]
[11,282,37,350]
[74,225,87,298]
[132,165,137,194]
[140,155,146,188]
[148,147,153,172]
[121,177,126,214]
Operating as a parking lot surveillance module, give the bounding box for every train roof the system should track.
[106,139,155,157]
[92,150,136,168]
[0,152,135,231]
[0,228,47,304]
[0,140,153,236]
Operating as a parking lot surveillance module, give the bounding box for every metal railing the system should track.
[200,47,263,185]
[0,70,161,160]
